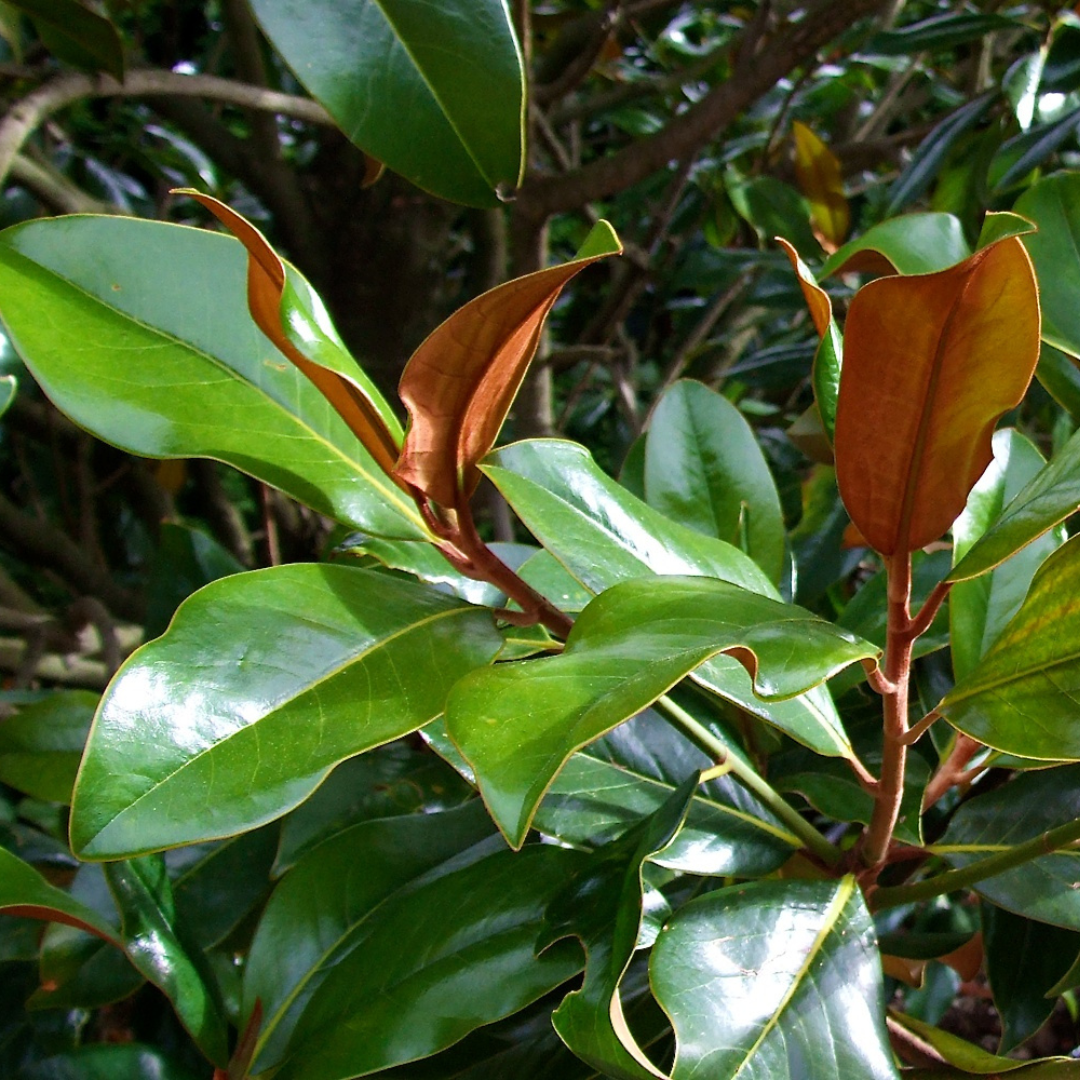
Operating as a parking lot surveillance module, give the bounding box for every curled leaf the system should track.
[180,190,403,481]
[395,221,621,509]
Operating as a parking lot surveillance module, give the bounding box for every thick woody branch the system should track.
[518,0,892,220]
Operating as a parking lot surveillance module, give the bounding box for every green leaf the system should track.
[935,765,1080,929]
[244,801,499,1070]
[0,373,14,417]
[20,1044,202,1080]
[544,777,697,1080]
[888,1010,1042,1074]
[650,877,898,1079]
[484,439,853,759]
[105,856,228,1065]
[274,845,586,1080]
[866,12,1024,55]
[10,0,123,79]
[941,536,1080,759]
[0,846,119,946]
[1037,342,1080,420]
[250,0,524,207]
[70,565,502,858]
[884,94,997,216]
[977,210,1038,248]
[951,429,1063,682]
[0,216,425,541]
[644,380,785,584]
[0,690,95,804]
[1016,172,1080,359]
[951,422,1080,582]
[448,575,877,847]
[534,711,798,877]
[821,213,970,278]
[990,107,1080,194]
[983,904,1080,1051]
[727,174,820,255]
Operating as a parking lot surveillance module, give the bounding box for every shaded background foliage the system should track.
[4,0,1080,1076]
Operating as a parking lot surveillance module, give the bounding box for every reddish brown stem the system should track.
[862,552,914,870]
[922,732,983,810]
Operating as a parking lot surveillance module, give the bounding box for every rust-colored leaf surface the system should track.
[834,236,1040,556]
[792,121,849,252]
[179,191,402,480]
[395,221,621,509]
[777,236,832,336]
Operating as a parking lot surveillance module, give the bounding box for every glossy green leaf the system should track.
[544,777,696,1080]
[0,690,95,804]
[0,847,119,946]
[977,210,1038,248]
[0,373,13,417]
[888,1010,1047,1074]
[727,174,820,256]
[19,1044,201,1080]
[935,765,1080,929]
[70,565,502,858]
[951,429,1063,682]
[867,12,1023,55]
[1037,342,1080,419]
[250,0,524,207]
[535,711,798,877]
[941,536,1080,759]
[983,904,1080,1051]
[951,421,1080,582]
[448,575,877,847]
[484,439,853,758]
[644,380,785,583]
[990,106,1080,193]
[10,0,123,79]
[0,216,425,541]
[650,877,898,1079]
[821,213,970,278]
[274,845,586,1080]
[245,801,499,1070]
[105,856,228,1065]
[884,94,997,215]
[1016,172,1080,359]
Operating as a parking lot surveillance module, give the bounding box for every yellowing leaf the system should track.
[793,121,850,251]
[395,222,622,510]
[179,191,403,482]
[835,236,1040,556]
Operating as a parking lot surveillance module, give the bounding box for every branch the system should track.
[0,68,333,189]
[518,0,893,219]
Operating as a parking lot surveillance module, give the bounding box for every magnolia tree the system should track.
[4,2,1080,1079]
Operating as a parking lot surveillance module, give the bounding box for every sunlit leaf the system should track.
[181,192,403,480]
[821,213,970,278]
[835,236,1040,555]
[395,222,621,509]
[792,121,849,250]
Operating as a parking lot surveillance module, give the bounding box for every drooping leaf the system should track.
[448,575,877,847]
[834,236,1040,555]
[821,213,970,278]
[990,106,1080,194]
[643,380,785,583]
[9,0,123,79]
[950,428,1063,682]
[0,690,95,804]
[244,802,499,1070]
[181,192,403,480]
[650,877,898,1080]
[249,0,525,207]
[792,121,849,250]
[866,12,1024,55]
[777,238,843,441]
[534,710,798,878]
[982,904,1080,1051]
[273,845,586,1080]
[1016,172,1080,359]
[935,766,1080,930]
[484,439,854,759]
[0,847,119,946]
[70,566,502,858]
[941,536,1080,760]
[0,216,425,540]
[727,173,821,256]
[395,221,621,509]
[544,777,696,1080]
[105,856,228,1065]
[951,421,1080,582]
